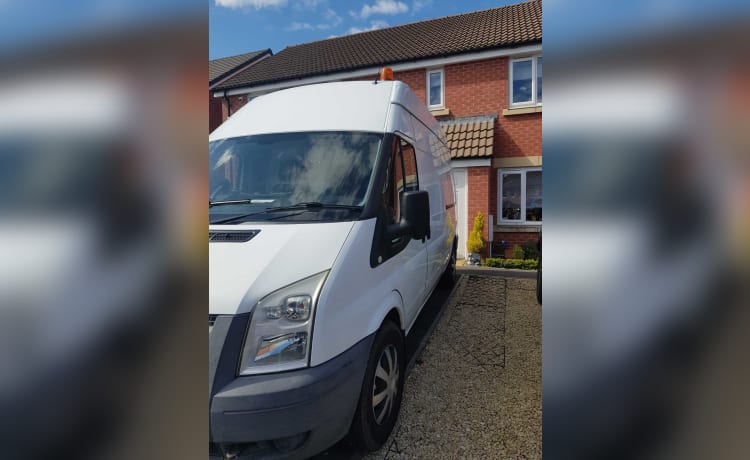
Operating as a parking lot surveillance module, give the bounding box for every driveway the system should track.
[317,272,542,459]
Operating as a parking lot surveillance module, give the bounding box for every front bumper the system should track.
[209,314,373,459]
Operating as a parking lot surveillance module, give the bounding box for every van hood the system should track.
[209,221,354,315]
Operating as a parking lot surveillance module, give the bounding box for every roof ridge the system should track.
[210,49,271,63]
[285,0,539,50]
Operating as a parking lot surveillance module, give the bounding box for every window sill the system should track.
[503,106,542,116]
[429,107,450,117]
[494,225,542,232]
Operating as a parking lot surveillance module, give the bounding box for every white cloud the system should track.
[359,0,408,18]
[215,0,287,9]
[411,0,431,13]
[288,9,341,31]
[319,8,342,27]
[288,21,314,30]
[348,19,389,34]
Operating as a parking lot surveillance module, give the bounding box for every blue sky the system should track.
[209,0,521,60]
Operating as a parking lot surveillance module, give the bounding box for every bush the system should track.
[511,244,524,260]
[485,258,503,268]
[467,212,485,254]
[522,259,539,270]
[503,258,523,269]
[522,240,539,260]
[484,258,538,270]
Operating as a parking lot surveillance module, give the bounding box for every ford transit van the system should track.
[209,75,457,459]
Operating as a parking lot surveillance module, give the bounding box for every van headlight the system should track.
[238,271,328,375]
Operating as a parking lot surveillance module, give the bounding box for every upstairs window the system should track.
[510,56,542,106]
[426,68,444,108]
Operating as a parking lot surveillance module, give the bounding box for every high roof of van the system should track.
[209,81,440,142]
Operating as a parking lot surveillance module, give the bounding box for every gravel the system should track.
[363,275,542,459]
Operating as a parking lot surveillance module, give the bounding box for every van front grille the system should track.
[209,230,260,243]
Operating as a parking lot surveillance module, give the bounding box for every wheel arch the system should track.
[366,290,405,337]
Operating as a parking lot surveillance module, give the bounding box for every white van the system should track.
[209,73,457,459]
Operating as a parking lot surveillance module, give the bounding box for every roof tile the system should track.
[439,114,497,159]
[209,49,270,86]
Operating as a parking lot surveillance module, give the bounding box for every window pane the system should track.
[512,60,532,104]
[526,170,542,221]
[383,138,402,224]
[536,57,542,102]
[401,139,419,192]
[429,71,442,106]
[501,173,522,220]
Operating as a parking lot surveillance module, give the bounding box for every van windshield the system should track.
[209,132,382,224]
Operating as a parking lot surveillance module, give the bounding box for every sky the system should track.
[209,0,522,60]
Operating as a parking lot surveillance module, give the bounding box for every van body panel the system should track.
[209,82,395,141]
[310,219,412,366]
[209,221,354,315]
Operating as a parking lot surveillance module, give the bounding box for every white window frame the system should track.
[426,68,445,109]
[509,55,542,107]
[497,167,542,225]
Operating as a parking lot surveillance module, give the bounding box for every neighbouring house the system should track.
[209,49,271,132]
[211,0,542,259]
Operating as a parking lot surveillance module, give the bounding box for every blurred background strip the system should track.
[543,1,750,459]
[0,2,207,460]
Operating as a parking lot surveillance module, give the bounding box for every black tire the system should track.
[439,239,457,288]
[349,320,404,451]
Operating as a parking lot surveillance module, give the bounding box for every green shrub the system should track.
[522,240,539,260]
[483,257,539,270]
[466,212,485,254]
[522,259,539,270]
[503,258,523,269]
[511,244,524,260]
[485,258,503,268]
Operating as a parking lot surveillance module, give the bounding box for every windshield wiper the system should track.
[209,199,256,208]
[210,202,363,225]
[264,202,363,212]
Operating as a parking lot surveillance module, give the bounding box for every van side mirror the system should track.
[388,190,430,241]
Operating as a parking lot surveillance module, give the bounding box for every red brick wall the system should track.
[223,93,251,119]
[209,91,223,133]
[466,166,491,257]
[495,232,539,259]
[393,58,542,159]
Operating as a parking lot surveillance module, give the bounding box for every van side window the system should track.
[400,138,419,193]
[382,137,420,225]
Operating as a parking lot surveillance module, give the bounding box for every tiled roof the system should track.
[209,49,271,86]
[440,115,497,159]
[215,0,541,91]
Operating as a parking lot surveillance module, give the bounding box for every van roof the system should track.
[209,80,439,141]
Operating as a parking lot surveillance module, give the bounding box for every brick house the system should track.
[209,49,271,132]
[211,0,542,259]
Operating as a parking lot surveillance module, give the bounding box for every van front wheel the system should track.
[349,320,404,451]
